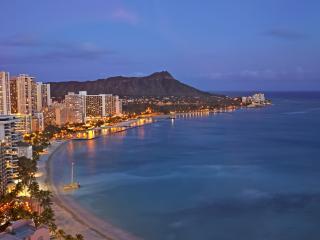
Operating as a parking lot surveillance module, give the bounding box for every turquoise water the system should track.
[52,92,320,240]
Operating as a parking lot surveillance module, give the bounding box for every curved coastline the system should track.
[43,140,141,240]
[38,114,233,239]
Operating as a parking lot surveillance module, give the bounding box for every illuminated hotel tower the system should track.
[65,91,123,122]
[10,74,37,115]
[36,82,51,112]
[0,115,19,196]
[65,91,86,124]
[86,93,123,119]
[0,71,11,115]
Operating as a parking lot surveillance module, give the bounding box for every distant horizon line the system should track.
[212,90,320,92]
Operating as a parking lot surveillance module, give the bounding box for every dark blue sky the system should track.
[1,0,319,91]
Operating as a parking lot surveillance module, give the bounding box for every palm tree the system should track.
[75,234,84,240]
[56,229,66,240]
[39,207,55,230]
[29,181,39,196]
[64,234,75,240]
[37,190,52,209]
[33,150,40,161]
[17,156,37,188]
[32,211,41,228]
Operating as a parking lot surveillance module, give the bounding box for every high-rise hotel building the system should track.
[86,94,104,118]
[0,72,11,115]
[105,94,122,116]
[43,102,68,127]
[0,116,20,196]
[65,91,86,124]
[86,93,122,118]
[10,74,37,115]
[65,91,122,122]
[91,93,122,118]
[36,82,51,112]
[0,140,6,195]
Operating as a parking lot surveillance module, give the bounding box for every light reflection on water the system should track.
[52,93,320,240]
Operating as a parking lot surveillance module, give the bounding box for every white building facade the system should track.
[36,82,51,112]
[0,71,11,115]
[10,74,37,115]
[17,142,33,160]
[0,116,20,195]
[65,91,122,122]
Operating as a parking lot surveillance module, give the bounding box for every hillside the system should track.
[49,71,214,100]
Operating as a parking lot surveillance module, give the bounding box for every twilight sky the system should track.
[0,0,319,91]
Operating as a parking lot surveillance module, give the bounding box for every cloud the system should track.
[0,35,113,60]
[265,28,307,40]
[0,34,40,47]
[240,69,278,79]
[202,68,305,81]
[40,42,114,61]
[110,7,139,25]
[0,41,114,65]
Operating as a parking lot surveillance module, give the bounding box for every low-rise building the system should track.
[242,93,266,105]
[43,105,56,127]
[252,93,266,103]
[0,220,50,240]
[17,142,33,160]
[54,103,68,126]
[43,102,69,127]
[32,113,44,132]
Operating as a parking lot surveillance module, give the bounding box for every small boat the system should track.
[63,162,80,191]
[63,182,80,191]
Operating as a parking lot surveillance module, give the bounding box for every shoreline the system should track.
[39,140,141,240]
[37,113,241,239]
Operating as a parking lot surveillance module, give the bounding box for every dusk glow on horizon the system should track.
[1,0,319,91]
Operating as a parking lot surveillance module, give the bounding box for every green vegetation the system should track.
[0,151,84,239]
[0,156,56,230]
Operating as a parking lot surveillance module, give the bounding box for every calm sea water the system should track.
[52,92,320,240]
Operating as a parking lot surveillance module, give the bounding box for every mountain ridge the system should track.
[48,71,216,100]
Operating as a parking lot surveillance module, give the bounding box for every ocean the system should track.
[52,92,320,240]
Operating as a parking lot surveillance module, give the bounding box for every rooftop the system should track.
[0,220,49,240]
[16,142,32,147]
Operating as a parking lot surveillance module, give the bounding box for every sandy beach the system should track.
[37,140,141,240]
